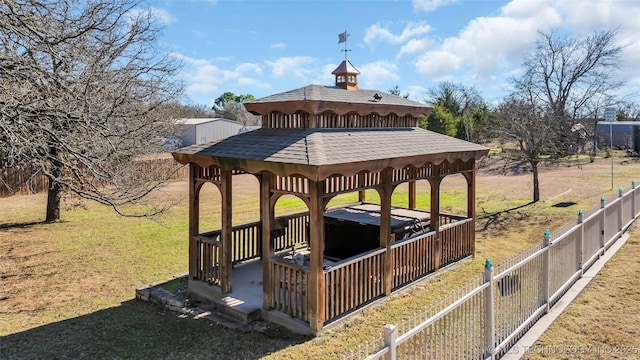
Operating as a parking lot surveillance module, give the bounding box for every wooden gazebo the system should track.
[172,61,489,334]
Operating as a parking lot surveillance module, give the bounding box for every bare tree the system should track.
[491,97,557,202]
[514,30,623,149]
[165,102,216,119]
[616,100,640,120]
[0,0,183,222]
[493,29,624,203]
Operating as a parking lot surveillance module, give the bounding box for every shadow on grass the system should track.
[478,201,536,231]
[1,299,310,360]
[0,220,48,230]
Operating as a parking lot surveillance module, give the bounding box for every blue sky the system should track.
[148,0,640,106]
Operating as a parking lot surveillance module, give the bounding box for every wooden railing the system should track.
[439,218,474,266]
[391,231,437,289]
[324,248,386,323]
[194,210,473,326]
[192,212,310,285]
[270,259,309,321]
[438,212,465,225]
[274,212,309,253]
[231,221,262,264]
[194,232,222,287]
[344,183,640,360]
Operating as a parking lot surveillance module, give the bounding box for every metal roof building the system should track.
[177,118,247,147]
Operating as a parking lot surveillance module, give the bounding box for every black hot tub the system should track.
[323,204,430,260]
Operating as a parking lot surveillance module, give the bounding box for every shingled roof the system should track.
[172,127,488,180]
[331,60,360,75]
[243,85,430,118]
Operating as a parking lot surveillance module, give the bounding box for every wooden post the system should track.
[358,189,366,203]
[408,166,417,210]
[430,165,441,270]
[358,172,366,203]
[309,113,318,128]
[220,169,233,293]
[188,164,199,281]
[380,168,393,296]
[464,162,477,257]
[260,173,274,310]
[308,180,326,332]
[408,180,416,210]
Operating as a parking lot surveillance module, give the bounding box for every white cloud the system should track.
[265,56,317,78]
[551,0,640,88]
[271,42,287,50]
[405,85,428,102]
[236,63,263,74]
[151,7,175,25]
[409,0,640,101]
[414,0,563,80]
[365,22,432,46]
[398,38,432,57]
[237,77,272,90]
[415,50,461,81]
[172,53,265,95]
[316,63,338,86]
[554,0,636,33]
[412,0,457,12]
[358,61,400,89]
[128,7,175,25]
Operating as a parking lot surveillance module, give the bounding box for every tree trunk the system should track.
[590,117,598,162]
[45,176,62,222]
[45,173,62,222]
[531,161,540,203]
[45,150,63,222]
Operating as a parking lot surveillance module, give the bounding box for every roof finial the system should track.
[338,31,350,61]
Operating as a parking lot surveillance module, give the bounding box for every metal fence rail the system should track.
[343,180,639,360]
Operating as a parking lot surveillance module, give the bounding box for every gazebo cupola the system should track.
[332,60,360,90]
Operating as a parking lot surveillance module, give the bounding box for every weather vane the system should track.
[338,30,350,61]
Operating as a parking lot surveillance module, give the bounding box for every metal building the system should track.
[596,121,640,152]
[178,118,247,147]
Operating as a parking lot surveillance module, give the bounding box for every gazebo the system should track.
[171,60,489,334]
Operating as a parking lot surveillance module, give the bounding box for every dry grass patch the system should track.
[1,156,639,359]
[522,229,640,360]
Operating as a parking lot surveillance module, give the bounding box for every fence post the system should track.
[383,324,398,360]
[600,196,606,256]
[632,180,636,219]
[618,186,624,233]
[484,259,495,360]
[543,229,551,313]
[577,209,584,276]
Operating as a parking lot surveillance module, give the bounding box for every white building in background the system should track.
[174,118,258,148]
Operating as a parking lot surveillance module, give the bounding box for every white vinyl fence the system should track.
[343,181,639,360]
